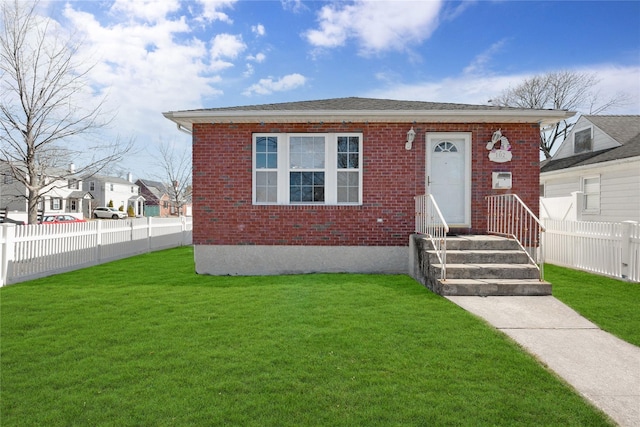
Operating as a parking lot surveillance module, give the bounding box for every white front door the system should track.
[426,133,471,227]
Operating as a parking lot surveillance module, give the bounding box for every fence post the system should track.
[147,216,152,252]
[572,191,583,221]
[621,221,637,280]
[95,220,102,263]
[1,224,16,286]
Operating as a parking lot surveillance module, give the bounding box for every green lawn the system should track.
[1,247,614,426]
[546,263,640,347]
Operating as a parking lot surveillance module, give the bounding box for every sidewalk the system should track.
[446,295,640,427]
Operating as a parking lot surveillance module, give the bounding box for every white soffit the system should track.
[163,109,575,131]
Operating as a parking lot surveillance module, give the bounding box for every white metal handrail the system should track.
[486,194,545,280]
[415,194,449,280]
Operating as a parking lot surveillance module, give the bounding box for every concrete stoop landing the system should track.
[412,235,551,296]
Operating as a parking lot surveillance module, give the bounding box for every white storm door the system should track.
[426,133,471,227]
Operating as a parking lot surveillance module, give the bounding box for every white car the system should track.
[93,207,128,219]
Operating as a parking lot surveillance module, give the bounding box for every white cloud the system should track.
[583,64,640,114]
[243,73,307,96]
[463,39,508,76]
[247,52,266,63]
[281,0,306,13]
[64,5,215,105]
[110,0,181,23]
[305,0,443,55]
[210,33,246,59]
[60,2,229,177]
[366,64,640,115]
[252,24,266,37]
[244,63,255,77]
[195,0,237,23]
[244,53,266,78]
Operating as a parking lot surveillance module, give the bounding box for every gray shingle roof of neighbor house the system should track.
[67,191,94,199]
[540,115,640,173]
[137,179,168,201]
[162,97,575,131]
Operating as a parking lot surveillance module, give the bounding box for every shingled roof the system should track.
[163,97,574,129]
[541,115,640,173]
[192,97,515,112]
[137,179,168,202]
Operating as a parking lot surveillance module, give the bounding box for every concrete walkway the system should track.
[446,295,640,427]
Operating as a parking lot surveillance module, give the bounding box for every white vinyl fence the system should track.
[0,217,192,286]
[543,219,640,282]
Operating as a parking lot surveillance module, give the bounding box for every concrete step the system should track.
[412,234,550,297]
[429,263,541,280]
[427,249,531,265]
[435,279,552,296]
[446,235,521,251]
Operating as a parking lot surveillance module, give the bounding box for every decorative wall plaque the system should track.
[486,129,512,163]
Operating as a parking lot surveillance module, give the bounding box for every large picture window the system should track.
[253,133,362,205]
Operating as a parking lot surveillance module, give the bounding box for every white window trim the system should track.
[253,132,363,206]
[581,175,600,214]
[50,197,62,211]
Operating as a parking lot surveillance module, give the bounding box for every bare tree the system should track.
[0,0,132,223]
[492,71,628,159]
[153,142,192,216]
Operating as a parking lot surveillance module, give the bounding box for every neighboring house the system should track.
[136,179,172,217]
[84,173,145,217]
[1,163,93,219]
[163,97,572,275]
[540,115,640,222]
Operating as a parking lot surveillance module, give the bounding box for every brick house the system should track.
[163,97,572,275]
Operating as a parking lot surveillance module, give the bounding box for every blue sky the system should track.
[39,0,640,178]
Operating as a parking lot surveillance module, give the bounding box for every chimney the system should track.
[127,172,133,183]
[69,163,75,173]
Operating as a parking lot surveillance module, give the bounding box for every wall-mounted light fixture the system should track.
[405,127,416,150]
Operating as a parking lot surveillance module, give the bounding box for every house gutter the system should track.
[540,155,640,177]
[175,123,192,135]
[163,109,575,131]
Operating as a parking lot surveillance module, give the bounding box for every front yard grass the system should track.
[1,247,613,426]
[546,264,640,347]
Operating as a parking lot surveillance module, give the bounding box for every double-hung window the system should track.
[255,136,279,203]
[253,133,362,205]
[50,198,62,210]
[582,175,600,213]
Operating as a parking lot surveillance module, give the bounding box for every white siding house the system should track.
[540,115,640,222]
[83,173,145,217]
[1,163,93,220]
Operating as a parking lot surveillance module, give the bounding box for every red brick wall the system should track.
[192,122,541,246]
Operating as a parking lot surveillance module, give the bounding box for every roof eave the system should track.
[163,109,575,131]
[540,154,640,176]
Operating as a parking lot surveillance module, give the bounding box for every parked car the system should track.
[41,215,86,224]
[93,207,128,219]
